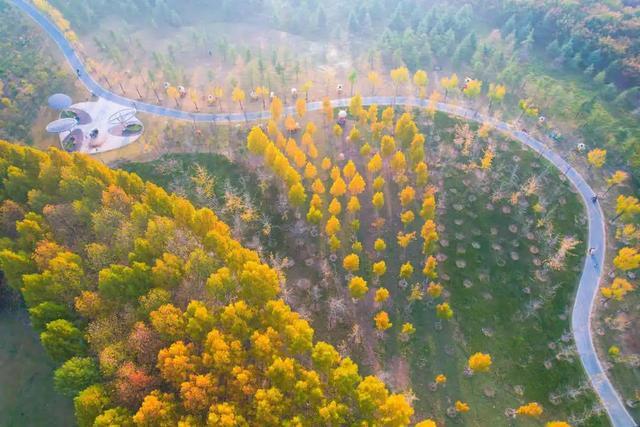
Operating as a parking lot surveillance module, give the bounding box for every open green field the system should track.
[398,114,600,425]
[0,300,74,426]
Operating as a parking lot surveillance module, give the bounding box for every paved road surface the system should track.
[11,0,637,425]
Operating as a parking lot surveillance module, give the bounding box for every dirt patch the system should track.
[386,355,411,393]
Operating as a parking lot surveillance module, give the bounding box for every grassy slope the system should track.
[375,113,602,425]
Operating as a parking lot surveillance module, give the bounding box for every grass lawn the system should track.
[395,114,603,425]
[0,299,75,426]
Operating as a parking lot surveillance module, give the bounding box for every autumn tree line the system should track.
[0,140,437,426]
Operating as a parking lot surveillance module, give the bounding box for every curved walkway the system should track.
[11,0,637,425]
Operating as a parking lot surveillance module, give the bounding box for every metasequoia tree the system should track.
[349,276,369,299]
[587,148,607,169]
[468,352,492,372]
[374,311,392,331]
[367,71,381,95]
[390,66,409,99]
[516,402,544,417]
[487,83,506,111]
[231,86,245,115]
[440,73,459,101]
[413,70,428,98]
[613,247,640,270]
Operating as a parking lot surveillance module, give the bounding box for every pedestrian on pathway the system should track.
[591,195,598,204]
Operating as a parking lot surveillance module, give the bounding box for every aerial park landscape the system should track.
[0,0,639,426]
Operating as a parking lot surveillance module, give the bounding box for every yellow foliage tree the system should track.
[231,87,246,113]
[488,83,506,110]
[321,157,332,171]
[372,261,387,277]
[426,91,442,117]
[613,247,640,270]
[455,401,470,413]
[270,96,283,121]
[367,71,381,95]
[468,352,492,372]
[399,186,416,207]
[381,107,394,128]
[463,79,482,98]
[413,70,428,98]
[368,154,383,174]
[349,276,369,299]
[515,402,543,417]
[587,148,607,169]
[328,198,342,216]
[348,173,366,195]
[349,94,363,118]
[480,147,495,170]
[427,283,443,298]
[374,288,390,303]
[304,162,317,180]
[347,196,361,214]
[343,160,357,180]
[312,179,326,194]
[440,73,459,100]
[606,170,628,191]
[420,254,438,279]
[295,98,306,119]
[397,231,416,249]
[399,262,414,278]
[400,210,415,225]
[330,177,347,198]
[329,235,341,252]
[381,135,396,158]
[421,220,438,254]
[325,216,341,236]
[372,192,385,211]
[601,277,635,301]
[614,195,640,222]
[401,322,416,336]
[436,302,453,319]
[373,176,385,191]
[390,151,407,175]
[415,162,429,187]
[374,311,392,331]
[390,67,410,97]
[343,253,360,272]
[322,96,334,122]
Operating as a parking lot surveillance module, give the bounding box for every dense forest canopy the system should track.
[0,1,72,142]
[0,141,422,426]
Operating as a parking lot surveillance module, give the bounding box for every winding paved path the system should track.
[11,0,637,425]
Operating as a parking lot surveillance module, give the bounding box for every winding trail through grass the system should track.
[10,0,637,424]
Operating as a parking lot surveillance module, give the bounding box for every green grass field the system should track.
[395,114,603,425]
[0,301,75,427]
